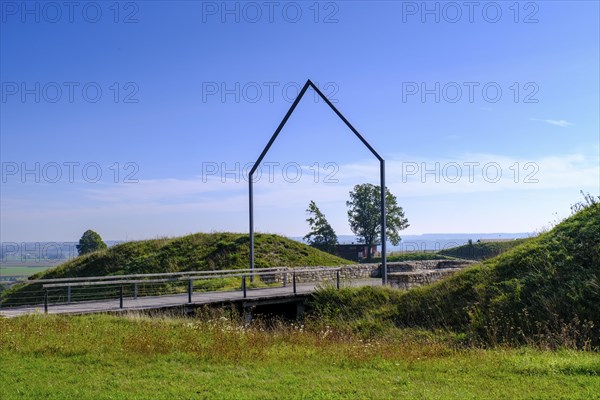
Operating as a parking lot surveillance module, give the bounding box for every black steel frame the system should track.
[248,79,388,284]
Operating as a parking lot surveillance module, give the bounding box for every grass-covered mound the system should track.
[1,233,351,306]
[311,203,600,348]
[439,238,529,260]
[33,232,351,279]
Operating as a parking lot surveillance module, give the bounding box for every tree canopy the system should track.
[304,200,338,254]
[346,183,409,259]
[76,229,108,256]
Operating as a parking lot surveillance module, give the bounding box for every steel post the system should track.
[381,159,387,285]
[249,179,254,283]
[293,272,297,294]
[242,274,247,298]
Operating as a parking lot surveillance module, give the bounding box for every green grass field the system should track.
[0,265,53,277]
[0,313,598,399]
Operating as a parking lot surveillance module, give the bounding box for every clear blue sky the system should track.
[1,1,599,242]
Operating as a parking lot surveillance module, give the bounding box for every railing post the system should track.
[44,288,48,314]
[336,270,340,290]
[134,283,138,300]
[293,272,297,294]
[242,274,247,298]
[283,269,287,287]
[67,285,71,304]
[188,279,193,303]
[119,285,124,309]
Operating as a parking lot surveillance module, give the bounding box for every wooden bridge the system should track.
[0,267,381,318]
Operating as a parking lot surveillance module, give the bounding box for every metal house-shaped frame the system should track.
[248,79,389,284]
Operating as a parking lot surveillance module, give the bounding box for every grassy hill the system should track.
[30,232,351,280]
[311,203,600,348]
[439,238,529,260]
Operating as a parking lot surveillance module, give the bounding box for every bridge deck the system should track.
[0,278,380,318]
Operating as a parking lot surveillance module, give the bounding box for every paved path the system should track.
[0,278,381,318]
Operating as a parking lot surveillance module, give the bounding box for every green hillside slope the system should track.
[439,238,529,260]
[31,232,351,279]
[312,203,600,347]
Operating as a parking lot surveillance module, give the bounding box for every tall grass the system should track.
[309,204,600,350]
[1,312,599,399]
[0,310,457,365]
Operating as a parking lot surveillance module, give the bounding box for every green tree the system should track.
[346,183,409,260]
[304,200,338,254]
[76,229,108,256]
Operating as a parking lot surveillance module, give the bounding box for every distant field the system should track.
[0,265,54,277]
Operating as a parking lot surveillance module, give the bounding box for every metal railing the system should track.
[1,267,281,308]
[2,267,345,313]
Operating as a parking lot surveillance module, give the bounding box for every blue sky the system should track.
[1,1,599,242]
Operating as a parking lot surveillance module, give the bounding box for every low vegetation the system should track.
[311,203,600,348]
[1,312,598,399]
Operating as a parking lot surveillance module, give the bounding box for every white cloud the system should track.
[530,118,574,127]
[3,152,598,241]
[39,152,599,207]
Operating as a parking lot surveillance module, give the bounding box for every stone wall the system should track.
[259,260,474,289]
[387,259,474,273]
[387,260,475,290]
[387,269,457,290]
[259,263,380,284]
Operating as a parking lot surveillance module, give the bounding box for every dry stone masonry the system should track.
[387,260,476,290]
[260,260,474,289]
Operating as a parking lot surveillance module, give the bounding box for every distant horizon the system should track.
[0,231,535,245]
[0,231,535,260]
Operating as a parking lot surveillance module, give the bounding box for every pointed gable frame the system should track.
[249,79,388,284]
